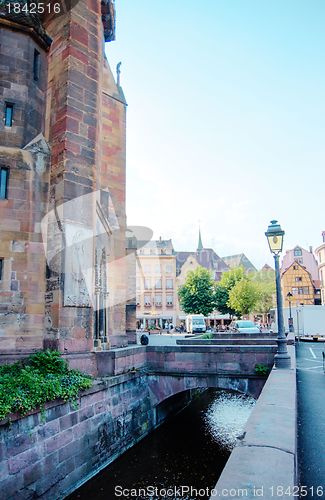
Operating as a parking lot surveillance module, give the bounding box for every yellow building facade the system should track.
[136,240,177,329]
[281,262,317,307]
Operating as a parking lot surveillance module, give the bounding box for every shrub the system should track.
[201,333,213,339]
[28,349,69,375]
[255,363,269,376]
[0,350,93,421]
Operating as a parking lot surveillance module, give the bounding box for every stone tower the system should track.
[0,6,52,353]
[0,0,129,366]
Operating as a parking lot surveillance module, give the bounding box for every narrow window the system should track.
[33,49,40,81]
[166,278,173,289]
[0,167,9,199]
[166,294,174,306]
[0,259,3,281]
[155,278,162,289]
[5,103,13,127]
[155,294,162,307]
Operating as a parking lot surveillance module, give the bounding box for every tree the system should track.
[214,267,246,317]
[228,279,260,317]
[254,282,276,316]
[251,269,276,317]
[214,285,237,316]
[219,266,245,291]
[178,266,217,317]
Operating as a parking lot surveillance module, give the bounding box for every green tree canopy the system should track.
[228,279,260,317]
[214,285,237,316]
[178,266,217,317]
[254,281,276,315]
[251,269,276,315]
[219,266,245,291]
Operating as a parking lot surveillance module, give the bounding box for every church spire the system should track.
[197,227,203,251]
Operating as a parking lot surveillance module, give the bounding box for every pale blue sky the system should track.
[106,0,325,268]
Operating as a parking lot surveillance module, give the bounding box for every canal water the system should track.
[69,389,255,500]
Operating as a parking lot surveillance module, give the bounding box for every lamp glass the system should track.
[267,233,284,254]
[265,220,285,254]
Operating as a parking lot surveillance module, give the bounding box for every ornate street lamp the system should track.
[265,220,291,368]
[287,292,294,333]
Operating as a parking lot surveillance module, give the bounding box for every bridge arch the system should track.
[146,373,265,410]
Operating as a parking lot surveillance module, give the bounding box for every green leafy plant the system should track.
[0,350,93,421]
[255,363,269,376]
[201,333,213,339]
[28,349,69,375]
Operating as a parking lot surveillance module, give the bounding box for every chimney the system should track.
[309,246,313,253]
[322,231,325,243]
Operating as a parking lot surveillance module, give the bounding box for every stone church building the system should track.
[0,0,133,369]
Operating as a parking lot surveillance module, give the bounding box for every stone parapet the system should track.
[176,338,277,346]
[94,344,277,378]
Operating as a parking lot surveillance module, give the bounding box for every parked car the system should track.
[230,320,261,334]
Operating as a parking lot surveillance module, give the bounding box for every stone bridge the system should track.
[94,344,278,400]
[1,342,297,499]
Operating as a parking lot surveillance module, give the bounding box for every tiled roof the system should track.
[175,249,229,278]
[222,253,257,273]
[0,5,52,47]
[261,263,274,272]
[0,0,116,45]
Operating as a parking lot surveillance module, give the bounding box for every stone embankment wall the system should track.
[0,344,277,498]
[0,374,156,499]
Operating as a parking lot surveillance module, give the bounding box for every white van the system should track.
[186,314,207,334]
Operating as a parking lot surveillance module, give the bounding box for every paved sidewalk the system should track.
[136,331,191,346]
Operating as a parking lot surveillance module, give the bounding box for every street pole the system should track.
[289,300,292,330]
[288,296,294,333]
[274,254,291,368]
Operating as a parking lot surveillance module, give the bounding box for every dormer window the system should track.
[4,103,13,127]
[294,247,302,257]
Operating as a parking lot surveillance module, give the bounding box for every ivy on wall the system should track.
[0,350,93,421]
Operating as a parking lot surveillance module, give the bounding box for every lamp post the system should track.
[265,220,291,368]
[287,292,294,333]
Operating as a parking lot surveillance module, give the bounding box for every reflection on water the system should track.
[69,389,255,500]
[204,392,255,450]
